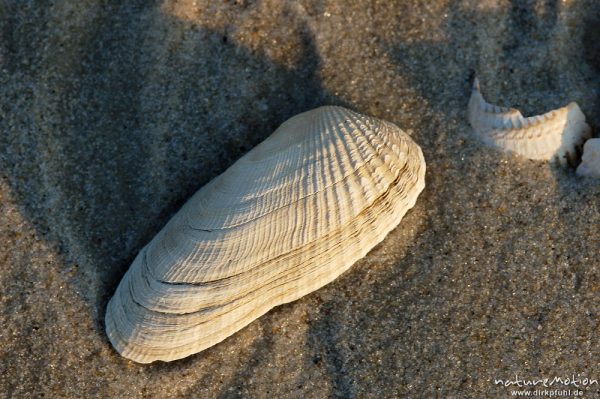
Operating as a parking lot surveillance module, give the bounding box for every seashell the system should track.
[467,78,591,164]
[576,138,600,178]
[105,106,426,363]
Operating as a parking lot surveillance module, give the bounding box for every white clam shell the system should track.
[467,78,591,164]
[576,138,600,178]
[105,106,426,363]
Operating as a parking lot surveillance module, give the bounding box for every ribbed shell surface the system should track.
[467,78,590,163]
[105,106,426,363]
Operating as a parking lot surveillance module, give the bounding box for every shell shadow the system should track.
[379,0,600,174]
[325,0,600,395]
[3,0,600,397]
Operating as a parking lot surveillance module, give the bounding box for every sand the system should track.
[1,0,599,397]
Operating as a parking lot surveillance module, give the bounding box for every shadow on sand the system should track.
[2,0,600,398]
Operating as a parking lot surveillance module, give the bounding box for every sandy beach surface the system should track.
[1,0,599,397]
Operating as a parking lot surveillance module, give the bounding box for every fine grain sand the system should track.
[1,0,599,397]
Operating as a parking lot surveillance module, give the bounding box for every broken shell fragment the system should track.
[576,138,600,178]
[105,105,426,363]
[467,78,591,164]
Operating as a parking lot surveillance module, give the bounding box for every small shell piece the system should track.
[105,106,426,363]
[577,138,600,178]
[467,78,591,164]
